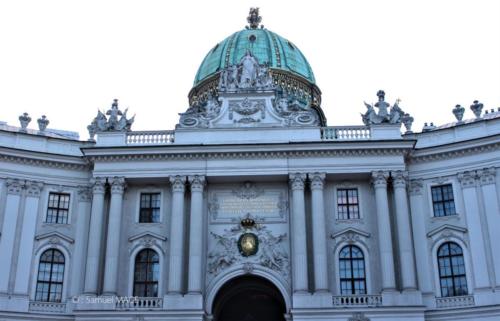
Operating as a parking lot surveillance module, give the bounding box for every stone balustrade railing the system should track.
[321,126,371,140]
[435,295,475,308]
[332,294,382,307]
[29,301,67,313]
[115,297,163,310]
[126,130,175,145]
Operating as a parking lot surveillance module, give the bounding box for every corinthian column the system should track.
[372,171,396,291]
[289,173,308,293]
[0,179,24,293]
[167,175,186,294]
[103,177,126,295]
[309,172,328,293]
[391,171,417,291]
[187,175,206,294]
[14,180,44,295]
[478,168,500,286]
[83,178,106,295]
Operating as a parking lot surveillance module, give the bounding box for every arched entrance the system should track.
[212,275,286,321]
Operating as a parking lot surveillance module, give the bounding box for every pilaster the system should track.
[187,175,206,295]
[289,173,308,293]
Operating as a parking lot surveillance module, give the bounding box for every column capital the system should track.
[289,173,307,190]
[477,167,496,186]
[25,180,44,197]
[308,172,326,190]
[6,178,24,195]
[391,170,408,188]
[188,175,206,192]
[371,170,389,188]
[458,171,477,188]
[409,179,423,196]
[170,175,187,193]
[109,176,126,194]
[77,186,92,202]
[90,177,106,194]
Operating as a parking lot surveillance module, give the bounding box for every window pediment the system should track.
[35,231,74,245]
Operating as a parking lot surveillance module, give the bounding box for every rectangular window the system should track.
[139,193,161,223]
[46,193,70,224]
[431,184,456,217]
[337,188,359,220]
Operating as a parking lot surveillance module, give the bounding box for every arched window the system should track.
[339,245,366,295]
[133,249,159,297]
[35,249,65,302]
[438,242,468,297]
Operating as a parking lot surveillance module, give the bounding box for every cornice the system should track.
[84,146,413,163]
[0,147,89,170]
[410,136,500,163]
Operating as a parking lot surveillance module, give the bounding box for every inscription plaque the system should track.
[208,182,287,223]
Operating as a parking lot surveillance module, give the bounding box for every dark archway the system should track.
[212,275,286,321]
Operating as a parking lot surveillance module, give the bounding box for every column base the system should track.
[293,291,333,308]
[382,289,422,306]
[0,294,29,312]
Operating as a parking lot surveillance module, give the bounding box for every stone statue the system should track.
[18,112,31,131]
[87,99,135,138]
[239,50,259,88]
[37,115,49,131]
[470,100,483,118]
[361,90,412,126]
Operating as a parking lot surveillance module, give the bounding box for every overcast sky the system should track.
[0,0,499,139]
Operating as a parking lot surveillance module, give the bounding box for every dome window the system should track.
[249,34,257,42]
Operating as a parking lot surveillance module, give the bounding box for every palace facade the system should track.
[0,8,499,321]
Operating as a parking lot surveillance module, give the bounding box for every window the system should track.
[35,249,65,302]
[438,242,468,297]
[139,193,161,223]
[339,245,366,295]
[431,184,456,217]
[133,249,159,297]
[46,193,70,224]
[337,188,360,220]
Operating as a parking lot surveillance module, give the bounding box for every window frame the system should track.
[338,245,367,295]
[334,185,363,221]
[45,192,71,224]
[34,249,65,302]
[135,189,163,223]
[437,242,468,297]
[133,249,160,297]
[430,184,457,217]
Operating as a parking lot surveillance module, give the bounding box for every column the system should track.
[83,178,106,295]
[392,171,417,291]
[70,186,92,296]
[458,171,490,288]
[187,175,205,294]
[372,171,396,291]
[477,168,500,286]
[289,173,308,293]
[309,172,328,292]
[0,179,23,293]
[408,179,433,294]
[167,175,186,294]
[14,181,44,295]
[102,177,126,295]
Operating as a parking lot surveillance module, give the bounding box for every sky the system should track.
[0,0,499,139]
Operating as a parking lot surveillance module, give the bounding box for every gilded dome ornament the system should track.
[247,7,262,29]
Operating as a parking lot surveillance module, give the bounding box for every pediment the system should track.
[128,231,167,243]
[331,227,370,240]
[35,231,74,244]
[427,224,467,238]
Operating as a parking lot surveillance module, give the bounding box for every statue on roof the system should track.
[247,8,262,29]
[239,50,259,88]
[87,99,135,140]
[361,90,409,126]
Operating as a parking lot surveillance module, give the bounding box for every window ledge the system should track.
[336,218,364,224]
[430,214,460,223]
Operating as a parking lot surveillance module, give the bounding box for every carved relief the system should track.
[228,98,266,124]
[371,171,389,188]
[391,170,408,188]
[207,217,289,278]
[477,167,496,186]
[25,181,44,197]
[6,178,24,195]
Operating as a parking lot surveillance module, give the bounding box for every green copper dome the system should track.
[193,28,316,86]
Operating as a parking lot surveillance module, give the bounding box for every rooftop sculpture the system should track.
[361,90,412,131]
[87,99,135,140]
